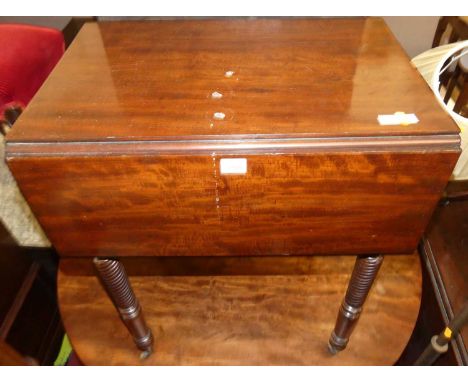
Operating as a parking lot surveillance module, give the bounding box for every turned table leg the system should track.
[328,254,384,354]
[93,258,153,358]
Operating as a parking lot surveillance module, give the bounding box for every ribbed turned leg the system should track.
[328,254,384,354]
[93,258,153,358]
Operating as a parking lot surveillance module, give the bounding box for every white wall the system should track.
[383,16,440,58]
[0,16,440,59]
[0,16,71,30]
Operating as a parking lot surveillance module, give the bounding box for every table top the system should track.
[8,17,459,145]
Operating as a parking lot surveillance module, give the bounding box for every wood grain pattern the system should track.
[5,17,460,259]
[58,253,422,365]
[6,18,460,144]
[8,151,458,257]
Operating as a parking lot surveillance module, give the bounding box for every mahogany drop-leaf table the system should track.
[5,18,460,360]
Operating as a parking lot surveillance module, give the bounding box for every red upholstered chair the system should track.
[0,24,64,134]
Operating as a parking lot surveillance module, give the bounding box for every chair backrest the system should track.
[432,16,468,48]
[431,17,468,118]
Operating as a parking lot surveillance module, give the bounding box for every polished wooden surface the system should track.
[5,18,460,259]
[6,18,459,144]
[6,18,460,259]
[58,253,421,365]
[8,152,457,257]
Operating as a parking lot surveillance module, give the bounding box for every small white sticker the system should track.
[220,158,247,175]
[377,112,419,126]
[213,112,226,120]
[211,91,223,99]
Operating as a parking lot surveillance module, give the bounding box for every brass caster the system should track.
[327,342,339,355]
[140,350,152,360]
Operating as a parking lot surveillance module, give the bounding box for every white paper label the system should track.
[220,158,247,175]
[377,112,419,126]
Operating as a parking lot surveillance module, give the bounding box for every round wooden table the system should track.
[58,254,421,365]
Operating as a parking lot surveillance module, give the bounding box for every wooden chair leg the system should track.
[93,258,153,358]
[432,16,449,48]
[328,254,384,354]
[453,77,468,114]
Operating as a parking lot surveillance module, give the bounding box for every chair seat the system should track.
[0,24,59,247]
[0,24,64,117]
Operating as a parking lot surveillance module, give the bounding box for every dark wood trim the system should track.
[0,221,64,365]
[6,134,461,158]
[420,236,468,364]
[0,262,40,339]
[444,180,468,201]
[396,252,460,365]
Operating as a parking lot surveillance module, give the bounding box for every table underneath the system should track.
[58,253,421,365]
